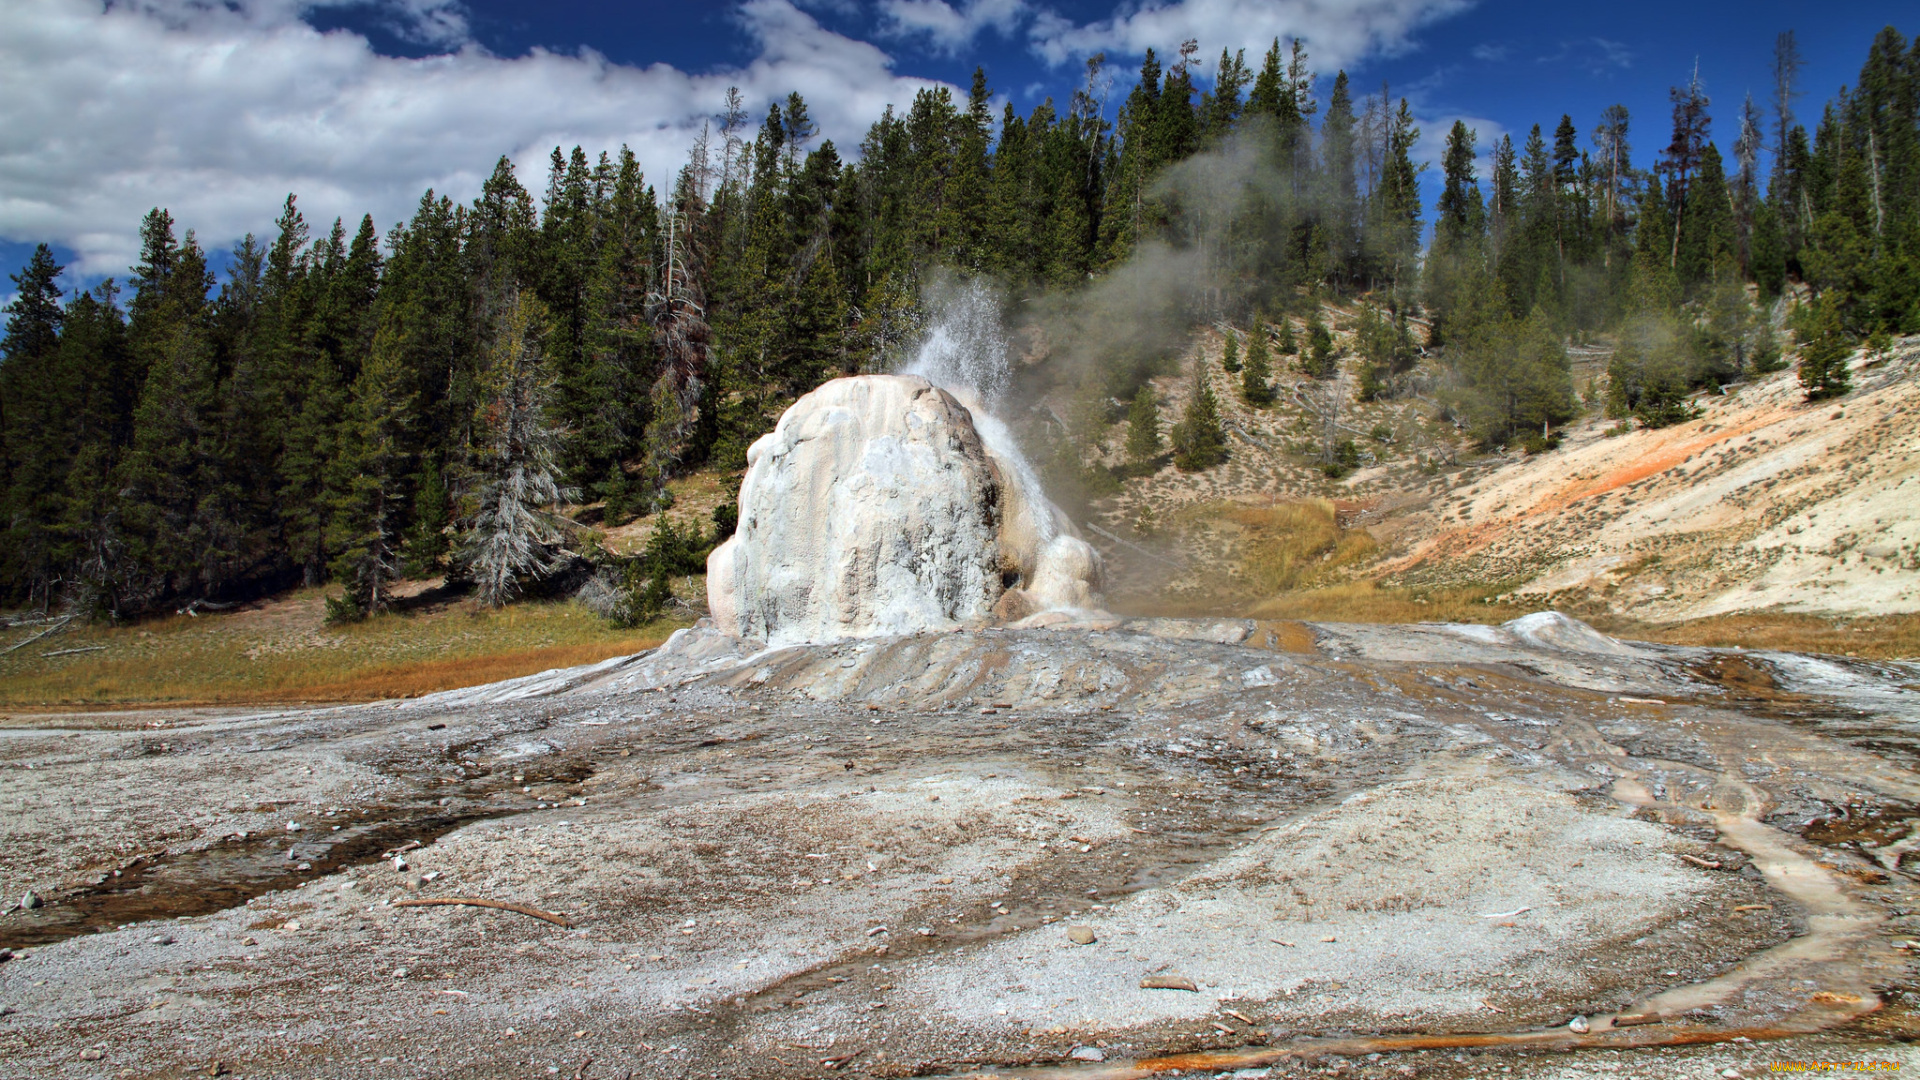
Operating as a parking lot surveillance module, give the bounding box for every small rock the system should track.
[1068,1046,1105,1062]
[206,1062,232,1076]
[287,821,301,831]
[80,1048,106,1061]
[1067,926,1096,945]
[0,1005,12,1017]
[1722,1070,1743,1079]
[1567,1015,1589,1034]
[20,891,41,910]
[0,948,11,964]
[1140,975,1199,992]
[149,934,175,946]
[392,856,410,872]
[393,967,409,978]
[282,919,300,931]
[241,937,257,947]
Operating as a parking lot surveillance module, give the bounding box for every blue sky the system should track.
[2,0,1911,300]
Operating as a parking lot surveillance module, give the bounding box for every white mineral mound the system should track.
[706,374,1104,647]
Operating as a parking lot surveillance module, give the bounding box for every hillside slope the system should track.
[1065,323,1920,625]
[1376,338,1920,621]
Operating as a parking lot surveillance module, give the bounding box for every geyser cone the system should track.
[707,375,1104,647]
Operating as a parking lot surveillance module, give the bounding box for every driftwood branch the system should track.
[42,645,107,658]
[392,896,573,927]
[4,616,73,654]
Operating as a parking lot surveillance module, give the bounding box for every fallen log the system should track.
[4,615,72,654]
[392,897,573,927]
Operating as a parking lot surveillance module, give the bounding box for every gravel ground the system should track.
[1,616,1916,1079]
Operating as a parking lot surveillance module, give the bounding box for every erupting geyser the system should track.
[706,281,1103,647]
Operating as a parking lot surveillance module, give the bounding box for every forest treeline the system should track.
[2,27,1917,616]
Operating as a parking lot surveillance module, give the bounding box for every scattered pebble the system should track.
[1140,975,1199,992]
[149,934,175,946]
[20,891,41,910]
[1067,926,1096,945]
[1567,1015,1589,1034]
[80,1049,105,1061]
[1068,1046,1105,1062]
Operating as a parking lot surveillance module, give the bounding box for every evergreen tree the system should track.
[111,228,227,607]
[2,244,64,363]
[1428,121,1486,343]
[1752,310,1786,373]
[1319,71,1360,284]
[1451,306,1575,446]
[1171,365,1227,471]
[1303,309,1336,378]
[54,283,131,614]
[1220,328,1240,372]
[1242,323,1274,403]
[1676,143,1738,291]
[1366,99,1424,291]
[461,291,572,606]
[1796,297,1855,400]
[0,245,68,605]
[1123,385,1162,472]
[327,326,415,619]
[585,146,657,520]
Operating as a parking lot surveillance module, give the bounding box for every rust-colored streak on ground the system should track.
[956,1018,1865,1079]
[1386,408,1796,571]
[1250,620,1318,654]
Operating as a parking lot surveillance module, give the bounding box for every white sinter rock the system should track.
[706,375,1103,646]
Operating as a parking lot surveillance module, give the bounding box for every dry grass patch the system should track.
[1228,499,1379,593]
[1248,580,1525,624]
[1590,611,1920,661]
[0,587,686,707]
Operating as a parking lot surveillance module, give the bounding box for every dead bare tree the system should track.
[639,174,713,505]
[1592,105,1631,268]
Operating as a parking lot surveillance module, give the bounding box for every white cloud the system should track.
[0,0,949,276]
[792,0,865,16]
[878,0,1027,53]
[1027,0,1476,72]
